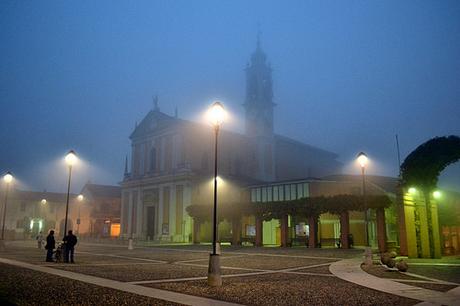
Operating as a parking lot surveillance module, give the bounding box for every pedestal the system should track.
[363,246,373,266]
[207,254,222,286]
[128,238,133,250]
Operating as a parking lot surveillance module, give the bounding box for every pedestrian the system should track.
[36,231,44,249]
[44,230,55,262]
[63,230,78,263]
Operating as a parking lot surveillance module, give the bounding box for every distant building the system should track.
[0,189,76,239]
[121,38,342,242]
[79,183,121,237]
[0,183,121,240]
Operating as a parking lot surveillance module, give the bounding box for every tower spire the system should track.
[124,155,129,177]
[153,95,160,111]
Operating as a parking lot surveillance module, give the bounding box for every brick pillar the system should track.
[308,215,318,248]
[340,211,350,249]
[280,214,289,247]
[232,217,242,246]
[255,216,263,247]
[192,219,200,244]
[376,207,387,253]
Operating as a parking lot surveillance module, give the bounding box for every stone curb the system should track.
[329,257,459,305]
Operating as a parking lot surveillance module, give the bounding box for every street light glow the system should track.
[357,152,368,168]
[408,187,417,195]
[77,194,84,201]
[207,101,226,127]
[41,199,47,205]
[3,172,13,184]
[433,190,441,199]
[65,150,78,166]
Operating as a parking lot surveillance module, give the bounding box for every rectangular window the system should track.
[279,185,284,201]
[139,144,145,175]
[284,185,291,201]
[251,189,257,202]
[290,184,296,200]
[246,224,256,236]
[273,186,279,201]
[297,183,304,199]
[267,187,273,202]
[303,183,309,197]
[165,136,173,172]
[256,188,261,202]
[261,187,267,202]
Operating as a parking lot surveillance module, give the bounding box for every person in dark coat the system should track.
[63,230,78,263]
[45,230,55,262]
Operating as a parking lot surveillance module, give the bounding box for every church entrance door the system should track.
[147,206,155,240]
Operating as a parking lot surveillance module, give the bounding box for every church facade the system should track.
[120,40,342,242]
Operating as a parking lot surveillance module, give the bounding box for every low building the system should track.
[78,183,121,238]
[0,183,121,240]
[0,189,77,239]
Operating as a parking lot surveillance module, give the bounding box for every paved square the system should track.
[1,241,458,305]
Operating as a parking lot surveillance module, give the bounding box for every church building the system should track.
[120,39,342,242]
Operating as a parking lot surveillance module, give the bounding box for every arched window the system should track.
[149,147,157,173]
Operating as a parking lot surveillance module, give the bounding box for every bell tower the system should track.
[244,33,276,181]
[244,33,275,137]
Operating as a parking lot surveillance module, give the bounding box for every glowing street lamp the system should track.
[356,152,369,247]
[41,199,47,205]
[1,172,14,241]
[207,101,226,287]
[408,187,417,195]
[63,150,77,240]
[433,190,441,199]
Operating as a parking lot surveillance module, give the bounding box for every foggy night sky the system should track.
[1,1,459,193]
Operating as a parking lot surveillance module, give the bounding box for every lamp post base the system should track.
[207,254,222,286]
[128,238,133,250]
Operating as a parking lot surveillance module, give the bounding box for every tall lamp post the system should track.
[207,101,226,287]
[357,152,372,265]
[63,150,77,239]
[1,172,14,243]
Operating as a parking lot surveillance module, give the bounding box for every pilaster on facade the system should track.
[402,191,442,258]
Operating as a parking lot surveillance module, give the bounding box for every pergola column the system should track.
[192,219,201,244]
[376,207,387,253]
[231,217,242,246]
[340,211,350,249]
[308,215,318,248]
[280,214,289,247]
[396,187,408,256]
[255,216,263,247]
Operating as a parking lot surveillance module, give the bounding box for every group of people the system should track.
[40,229,78,263]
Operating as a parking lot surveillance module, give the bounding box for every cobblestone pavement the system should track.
[0,241,421,305]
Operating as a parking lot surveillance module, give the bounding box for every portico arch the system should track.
[399,135,460,258]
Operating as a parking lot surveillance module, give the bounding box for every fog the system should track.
[1,1,459,193]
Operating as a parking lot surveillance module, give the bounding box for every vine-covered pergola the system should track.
[187,194,391,250]
[399,135,460,258]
